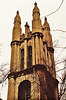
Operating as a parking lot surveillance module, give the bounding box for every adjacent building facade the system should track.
[7,2,59,100]
[60,61,66,100]
[60,75,66,100]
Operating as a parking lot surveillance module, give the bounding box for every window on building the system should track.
[21,49,24,69]
[18,80,31,100]
[28,46,32,67]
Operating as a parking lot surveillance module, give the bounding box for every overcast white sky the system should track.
[0,0,66,100]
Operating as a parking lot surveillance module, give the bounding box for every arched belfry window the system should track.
[18,80,31,100]
[21,49,24,69]
[28,46,32,67]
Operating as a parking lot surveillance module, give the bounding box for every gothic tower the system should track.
[7,3,59,100]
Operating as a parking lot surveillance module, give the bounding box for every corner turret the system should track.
[12,11,22,41]
[25,22,30,38]
[10,11,22,71]
[43,17,50,30]
[42,17,52,47]
[32,2,41,33]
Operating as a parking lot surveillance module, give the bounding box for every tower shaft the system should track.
[7,3,59,100]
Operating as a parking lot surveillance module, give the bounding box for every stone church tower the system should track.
[7,2,59,100]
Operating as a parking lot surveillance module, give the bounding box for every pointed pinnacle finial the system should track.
[34,2,37,6]
[14,10,21,23]
[25,22,29,28]
[16,10,19,15]
[25,22,28,26]
[45,17,47,21]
